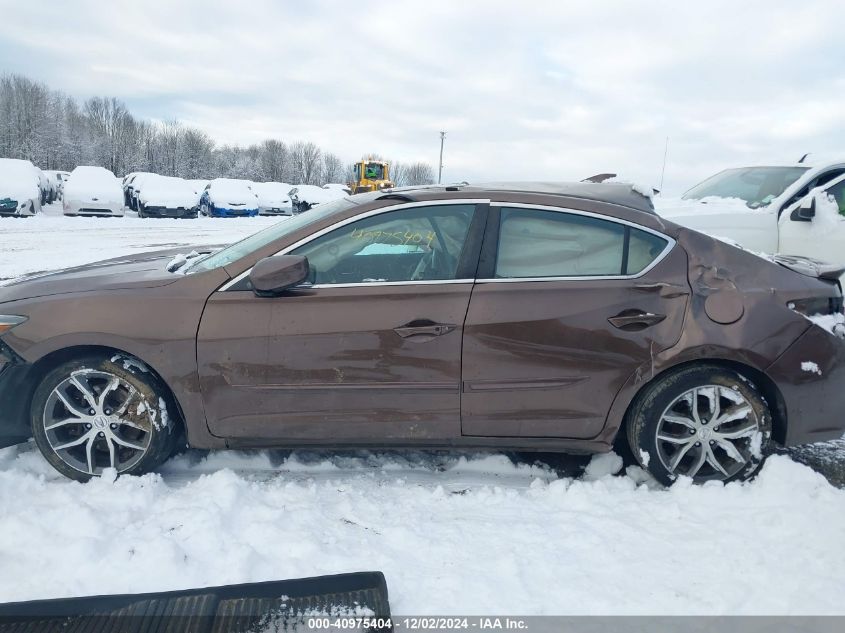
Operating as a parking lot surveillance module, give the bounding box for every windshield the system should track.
[364,162,385,180]
[186,197,356,273]
[682,166,809,208]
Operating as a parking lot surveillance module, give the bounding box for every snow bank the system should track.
[0,204,280,280]
[0,446,843,615]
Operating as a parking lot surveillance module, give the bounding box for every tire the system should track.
[30,354,181,481]
[627,364,772,486]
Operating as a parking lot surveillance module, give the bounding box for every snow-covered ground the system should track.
[1,205,845,615]
[1,445,844,615]
[0,202,280,280]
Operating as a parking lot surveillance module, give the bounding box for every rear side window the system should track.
[495,207,669,278]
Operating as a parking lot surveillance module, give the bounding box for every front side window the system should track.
[291,204,475,285]
[826,181,845,217]
[188,198,357,273]
[495,207,668,278]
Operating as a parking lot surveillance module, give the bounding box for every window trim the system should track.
[218,198,490,291]
[475,202,676,283]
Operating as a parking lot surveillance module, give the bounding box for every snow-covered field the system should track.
[0,203,280,280]
[1,205,844,615]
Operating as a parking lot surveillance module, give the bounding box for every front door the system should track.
[197,202,483,441]
[779,178,845,266]
[461,204,689,439]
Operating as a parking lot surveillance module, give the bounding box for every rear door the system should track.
[461,203,689,439]
[197,201,487,441]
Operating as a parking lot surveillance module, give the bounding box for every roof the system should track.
[374,181,656,214]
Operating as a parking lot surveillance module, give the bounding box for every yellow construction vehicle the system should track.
[349,159,394,194]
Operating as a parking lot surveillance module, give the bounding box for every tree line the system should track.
[0,73,435,186]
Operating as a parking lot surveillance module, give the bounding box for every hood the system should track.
[0,246,221,303]
[654,196,756,220]
[0,180,38,202]
[259,197,291,206]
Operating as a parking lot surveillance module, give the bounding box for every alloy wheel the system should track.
[654,384,761,481]
[42,369,154,476]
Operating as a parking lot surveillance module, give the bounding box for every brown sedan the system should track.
[1,182,844,485]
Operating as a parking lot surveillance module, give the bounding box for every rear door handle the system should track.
[608,310,666,331]
[394,320,456,340]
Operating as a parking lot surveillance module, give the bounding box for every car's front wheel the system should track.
[30,355,180,481]
[627,365,772,486]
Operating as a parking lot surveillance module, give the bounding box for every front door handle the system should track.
[608,310,666,331]
[394,320,456,340]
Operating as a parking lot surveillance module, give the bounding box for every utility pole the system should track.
[438,131,446,184]
[659,136,669,193]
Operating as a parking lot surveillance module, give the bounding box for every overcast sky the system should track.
[2,0,844,193]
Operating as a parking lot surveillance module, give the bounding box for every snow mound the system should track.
[584,451,624,479]
[2,447,840,614]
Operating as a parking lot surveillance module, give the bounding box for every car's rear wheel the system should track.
[31,355,180,481]
[627,365,772,486]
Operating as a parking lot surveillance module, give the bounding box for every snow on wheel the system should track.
[30,354,179,481]
[627,365,772,486]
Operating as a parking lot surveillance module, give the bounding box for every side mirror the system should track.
[249,255,310,296]
[797,195,817,220]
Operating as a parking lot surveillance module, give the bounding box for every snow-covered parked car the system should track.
[0,158,42,217]
[289,184,346,213]
[323,183,352,195]
[136,175,200,218]
[655,160,845,264]
[253,181,293,215]
[199,178,259,217]
[127,172,158,211]
[45,170,71,199]
[62,166,124,217]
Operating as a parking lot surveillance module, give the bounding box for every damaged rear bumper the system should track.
[767,324,845,446]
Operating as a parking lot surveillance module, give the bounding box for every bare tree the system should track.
[180,128,214,179]
[404,161,435,185]
[84,96,139,175]
[258,139,288,182]
[391,160,408,186]
[0,72,439,186]
[321,152,344,184]
[289,141,322,184]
